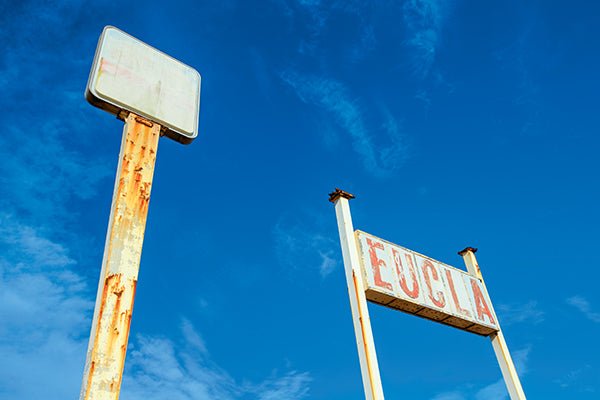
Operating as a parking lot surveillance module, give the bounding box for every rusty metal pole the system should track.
[458,247,526,400]
[80,113,160,400]
[330,189,385,400]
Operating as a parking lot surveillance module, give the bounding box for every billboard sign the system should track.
[86,26,201,144]
[356,230,499,336]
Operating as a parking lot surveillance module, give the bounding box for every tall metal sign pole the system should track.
[80,26,201,400]
[80,114,160,399]
[329,189,385,400]
[458,247,527,400]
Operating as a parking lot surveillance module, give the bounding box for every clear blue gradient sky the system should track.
[1,1,599,399]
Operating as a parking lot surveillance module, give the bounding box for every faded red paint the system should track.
[445,269,471,318]
[99,59,146,88]
[366,238,393,291]
[470,278,495,324]
[421,259,446,308]
[357,231,500,336]
[392,249,419,299]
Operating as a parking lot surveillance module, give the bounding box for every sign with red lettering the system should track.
[356,231,499,336]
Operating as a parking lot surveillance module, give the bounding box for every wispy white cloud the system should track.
[246,370,312,400]
[474,379,507,400]
[317,250,337,278]
[0,217,312,399]
[275,0,453,110]
[123,330,239,400]
[380,106,409,171]
[281,71,408,177]
[429,347,530,400]
[0,215,75,268]
[402,0,450,79]
[497,300,544,326]
[567,296,600,323]
[347,21,377,63]
[0,1,111,225]
[0,2,115,396]
[554,364,597,393]
[181,318,209,355]
[474,346,530,400]
[0,124,110,223]
[432,391,466,400]
[273,0,376,60]
[288,0,329,54]
[273,211,340,279]
[0,218,93,399]
[0,7,108,394]
[123,320,311,400]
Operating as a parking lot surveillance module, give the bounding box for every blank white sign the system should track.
[86,26,201,144]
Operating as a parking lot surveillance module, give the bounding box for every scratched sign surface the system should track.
[86,26,201,144]
[356,231,499,336]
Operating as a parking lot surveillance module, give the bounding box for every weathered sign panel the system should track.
[86,26,201,144]
[355,230,499,336]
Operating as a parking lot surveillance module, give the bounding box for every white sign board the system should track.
[356,230,499,336]
[86,26,201,144]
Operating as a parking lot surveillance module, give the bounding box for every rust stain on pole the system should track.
[80,113,160,400]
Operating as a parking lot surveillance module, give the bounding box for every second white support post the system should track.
[330,189,385,400]
[459,247,526,400]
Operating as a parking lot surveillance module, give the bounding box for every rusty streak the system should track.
[352,271,377,400]
[80,113,160,400]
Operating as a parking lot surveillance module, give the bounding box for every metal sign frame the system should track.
[329,188,526,400]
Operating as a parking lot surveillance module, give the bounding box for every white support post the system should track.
[80,114,160,400]
[330,189,385,400]
[459,247,526,400]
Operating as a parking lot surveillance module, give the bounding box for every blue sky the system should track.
[1,0,599,399]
